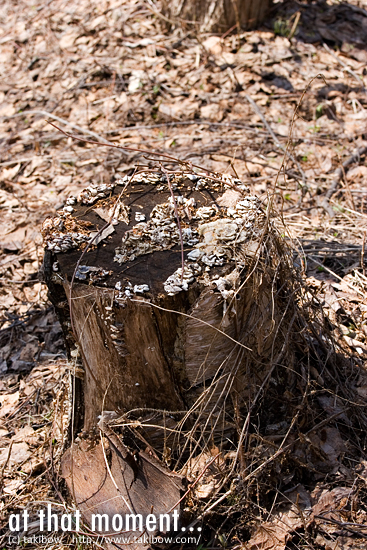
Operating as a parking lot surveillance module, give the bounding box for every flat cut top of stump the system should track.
[42,170,264,299]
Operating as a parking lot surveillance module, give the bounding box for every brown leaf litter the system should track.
[1,0,367,548]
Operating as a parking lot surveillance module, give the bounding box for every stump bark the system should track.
[43,168,297,542]
[160,0,273,32]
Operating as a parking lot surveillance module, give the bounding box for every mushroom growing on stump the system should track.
[42,168,297,542]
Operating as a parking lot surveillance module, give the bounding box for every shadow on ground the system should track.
[270,0,367,63]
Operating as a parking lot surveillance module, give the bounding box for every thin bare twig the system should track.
[314,515,367,539]
[45,119,250,195]
[166,453,221,514]
[46,120,249,196]
[245,94,307,188]
[131,298,252,351]
[308,255,365,298]
[10,110,111,144]
[362,231,366,276]
[0,441,13,495]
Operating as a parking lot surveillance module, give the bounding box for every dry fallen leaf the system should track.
[0,391,20,418]
[0,441,30,467]
[245,509,302,550]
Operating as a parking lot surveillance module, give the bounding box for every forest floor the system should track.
[1,0,367,548]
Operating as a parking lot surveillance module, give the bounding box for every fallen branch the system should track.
[5,109,111,144]
[321,145,367,216]
[314,515,367,540]
[323,43,366,89]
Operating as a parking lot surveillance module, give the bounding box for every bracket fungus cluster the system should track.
[42,170,264,299]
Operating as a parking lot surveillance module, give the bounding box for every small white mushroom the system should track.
[133,284,149,294]
[135,212,146,222]
[187,248,203,261]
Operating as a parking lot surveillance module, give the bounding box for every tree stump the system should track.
[160,0,273,32]
[42,167,298,542]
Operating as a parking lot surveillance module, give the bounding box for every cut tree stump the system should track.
[42,168,298,542]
